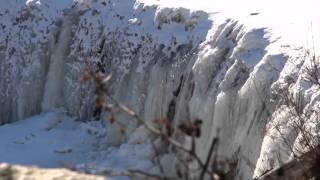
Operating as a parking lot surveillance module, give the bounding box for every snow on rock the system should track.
[1,0,320,179]
[253,48,320,178]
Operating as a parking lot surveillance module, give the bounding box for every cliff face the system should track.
[0,0,319,179]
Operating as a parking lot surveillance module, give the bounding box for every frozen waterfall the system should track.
[0,0,319,179]
[41,12,75,112]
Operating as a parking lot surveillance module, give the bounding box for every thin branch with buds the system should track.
[83,69,225,179]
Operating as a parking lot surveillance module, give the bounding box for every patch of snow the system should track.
[0,111,155,179]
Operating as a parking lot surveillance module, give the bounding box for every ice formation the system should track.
[1,0,320,179]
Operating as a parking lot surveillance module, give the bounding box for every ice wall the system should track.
[0,0,318,179]
[0,0,75,123]
[41,11,77,112]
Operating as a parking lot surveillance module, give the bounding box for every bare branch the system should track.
[256,145,320,180]
[200,138,218,180]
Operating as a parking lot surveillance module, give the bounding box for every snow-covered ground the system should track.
[143,0,320,52]
[0,109,154,179]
